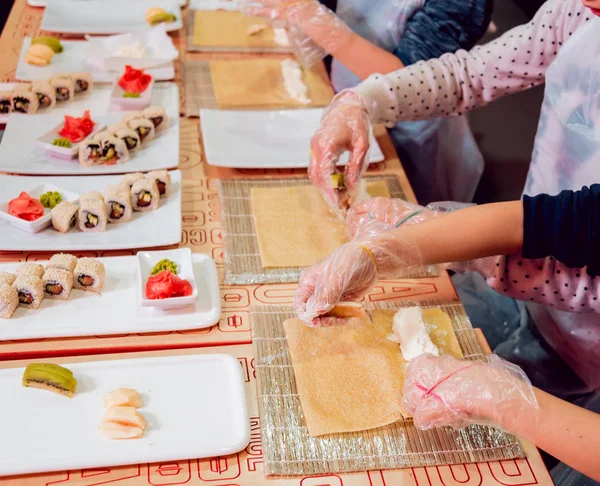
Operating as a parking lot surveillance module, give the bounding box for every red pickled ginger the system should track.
[146,270,193,300]
[8,192,44,221]
[58,110,95,143]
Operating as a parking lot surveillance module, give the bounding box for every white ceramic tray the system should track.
[42,0,183,34]
[0,354,249,477]
[200,108,385,168]
[0,253,219,340]
[0,112,179,175]
[0,172,182,251]
[16,39,175,83]
[0,82,179,125]
[29,0,187,7]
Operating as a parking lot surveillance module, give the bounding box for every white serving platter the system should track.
[29,0,187,7]
[0,82,179,125]
[0,253,219,340]
[200,108,385,168]
[0,172,182,251]
[16,39,175,83]
[0,112,179,175]
[42,0,183,34]
[0,354,248,477]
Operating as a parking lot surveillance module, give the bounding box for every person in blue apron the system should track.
[242,0,492,203]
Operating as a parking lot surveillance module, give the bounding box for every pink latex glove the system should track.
[403,354,539,432]
[309,90,372,212]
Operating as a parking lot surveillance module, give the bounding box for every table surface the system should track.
[0,1,553,484]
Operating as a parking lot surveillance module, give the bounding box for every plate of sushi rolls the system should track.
[0,171,181,251]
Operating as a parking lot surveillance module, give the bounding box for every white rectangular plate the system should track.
[29,0,187,7]
[42,0,183,34]
[16,39,175,83]
[0,253,219,340]
[0,172,182,251]
[0,111,179,175]
[0,354,249,477]
[200,108,385,168]
[0,82,179,125]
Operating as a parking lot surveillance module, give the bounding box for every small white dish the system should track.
[137,248,198,309]
[110,77,154,111]
[36,120,106,159]
[0,183,79,234]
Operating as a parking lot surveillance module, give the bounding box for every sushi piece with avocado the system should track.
[22,363,77,398]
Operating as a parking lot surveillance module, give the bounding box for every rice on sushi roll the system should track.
[121,172,144,190]
[79,139,103,167]
[50,75,74,103]
[31,81,56,110]
[0,284,18,319]
[12,85,39,115]
[142,106,168,133]
[13,275,44,309]
[114,127,141,153]
[0,271,16,287]
[74,257,105,293]
[51,201,78,233]
[71,72,93,95]
[79,198,107,233]
[107,122,128,136]
[131,178,159,212]
[0,91,11,114]
[106,184,132,223]
[145,170,171,198]
[99,135,129,165]
[47,253,77,274]
[15,263,45,279]
[80,191,105,203]
[122,112,144,125]
[127,117,155,144]
[43,268,73,300]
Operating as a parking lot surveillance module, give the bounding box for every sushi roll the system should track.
[47,253,77,274]
[73,257,105,292]
[15,263,45,279]
[0,284,18,319]
[0,271,16,286]
[31,81,56,110]
[78,139,103,167]
[114,127,141,153]
[131,178,159,212]
[13,275,44,309]
[42,268,73,300]
[51,201,78,233]
[50,75,74,103]
[127,117,155,144]
[71,72,93,95]
[142,106,168,133]
[0,91,12,114]
[99,135,129,165]
[122,112,143,125]
[78,198,107,233]
[122,173,144,190]
[106,184,132,223]
[107,122,128,136]
[12,85,39,115]
[145,170,171,198]
[80,191,105,203]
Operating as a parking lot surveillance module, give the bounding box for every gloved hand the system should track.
[403,354,539,433]
[309,90,372,212]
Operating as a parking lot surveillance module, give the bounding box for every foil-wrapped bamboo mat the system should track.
[218,176,439,285]
[252,301,525,476]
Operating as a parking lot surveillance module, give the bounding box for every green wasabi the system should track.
[123,92,141,98]
[52,138,72,148]
[151,258,178,276]
[40,191,62,209]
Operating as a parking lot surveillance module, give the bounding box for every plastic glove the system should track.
[403,354,539,432]
[309,90,372,212]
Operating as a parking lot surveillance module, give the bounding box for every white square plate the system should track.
[0,183,79,233]
[0,172,182,251]
[0,112,179,175]
[36,120,106,158]
[0,353,248,476]
[200,108,385,168]
[42,0,183,34]
[16,39,175,83]
[110,78,154,111]
[0,253,219,340]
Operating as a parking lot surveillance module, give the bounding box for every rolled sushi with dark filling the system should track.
[127,117,155,144]
[131,178,159,212]
[73,257,105,293]
[50,75,74,103]
[145,170,171,198]
[106,184,132,223]
[98,135,129,165]
[13,275,44,309]
[31,81,56,110]
[51,201,78,233]
[78,198,107,233]
[71,72,93,95]
[142,106,168,133]
[121,172,144,190]
[0,91,12,114]
[79,139,104,166]
[42,268,73,301]
[114,127,141,153]
[12,85,39,115]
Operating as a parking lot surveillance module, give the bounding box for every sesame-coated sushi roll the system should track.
[0,91,11,114]
[122,112,143,125]
[15,263,45,279]
[142,106,168,133]
[145,170,171,198]
[114,127,141,153]
[131,178,159,212]
[47,253,77,274]
[73,258,105,292]
[71,72,93,95]
[31,81,56,110]
[78,139,103,167]
[99,135,129,165]
[13,275,44,309]
[127,117,155,144]
[50,75,74,103]
[12,85,39,115]
[51,201,78,233]
[0,283,18,319]
[122,172,144,190]
[107,122,128,136]
[42,268,73,300]
[78,198,107,233]
[80,191,105,203]
[0,271,16,286]
[106,184,132,224]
